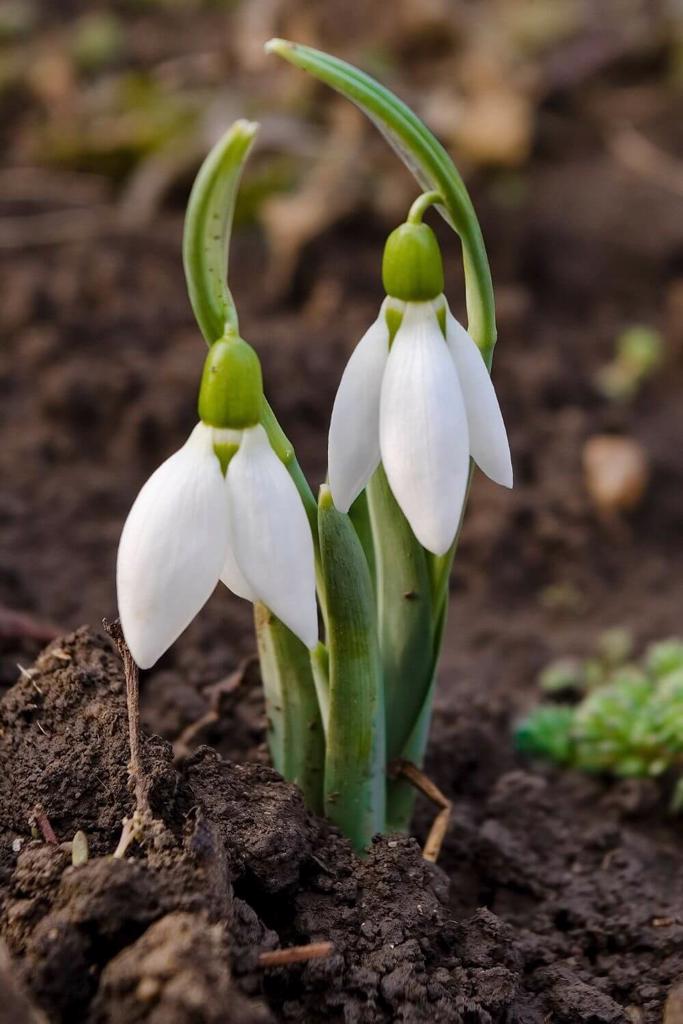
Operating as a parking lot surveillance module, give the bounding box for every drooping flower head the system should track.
[117,333,318,668]
[328,207,512,555]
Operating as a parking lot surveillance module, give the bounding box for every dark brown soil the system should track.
[1,627,682,1023]
[2,2,683,1020]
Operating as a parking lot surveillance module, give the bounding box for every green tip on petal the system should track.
[198,335,263,429]
[382,222,444,302]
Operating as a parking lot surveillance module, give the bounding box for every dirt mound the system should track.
[0,630,681,1022]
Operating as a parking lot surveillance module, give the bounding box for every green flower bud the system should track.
[198,334,263,429]
[382,222,444,302]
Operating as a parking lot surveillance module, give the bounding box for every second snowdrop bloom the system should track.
[328,215,512,555]
[117,335,318,669]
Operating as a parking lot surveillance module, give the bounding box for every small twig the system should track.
[30,804,58,845]
[102,618,147,819]
[258,941,333,968]
[390,759,452,864]
[112,814,144,860]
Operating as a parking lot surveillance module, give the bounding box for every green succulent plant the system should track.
[516,634,683,809]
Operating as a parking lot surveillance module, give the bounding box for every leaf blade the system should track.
[265,40,496,364]
[183,119,259,345]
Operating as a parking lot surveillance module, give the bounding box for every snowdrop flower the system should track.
[328,215,512,556]
[117,335,318,668]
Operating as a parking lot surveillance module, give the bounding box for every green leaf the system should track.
[265,39,496,365]
[348,490,376,594]
[254,603,325,815]
[310,641,330,737]
[183,119,259,345]
[366,466,433,761]
[319,487,385,851]
[385,676,435,833]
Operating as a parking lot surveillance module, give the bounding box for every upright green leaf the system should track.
[385,677,436,832]
[254,603,325,814]
[366,466,433,761]
[319,487,385,851]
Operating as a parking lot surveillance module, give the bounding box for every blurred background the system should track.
[1,0,682,747]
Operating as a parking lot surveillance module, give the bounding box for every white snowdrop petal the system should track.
[116,422,228,669]
[227,426,318,648]
[219,527,257,602]
[380,302,470,556]
[328,306,390,512]
[446,310,513,488]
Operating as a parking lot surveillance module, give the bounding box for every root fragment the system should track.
[102,618,148,819]
[103,618,158,859]
[258,941,333,968]
[29,804,58,845]
[112,811,147,860]
[390,759,452,864]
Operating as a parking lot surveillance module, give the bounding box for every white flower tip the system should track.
[414,520,457,557]
[118,622,162,671]
[327,478,351,514]
[297,612,319,651]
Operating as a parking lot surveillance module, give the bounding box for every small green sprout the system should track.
[517,635,683,808]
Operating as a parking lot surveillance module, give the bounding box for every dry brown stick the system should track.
[258,942,333,968]
[390,759,452,864]
[30,804,58,845]
[102,618,147,818]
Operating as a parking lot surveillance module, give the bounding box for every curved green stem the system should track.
[183,119,258,344]
[265,39,496,365]
[407,190,443,225]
